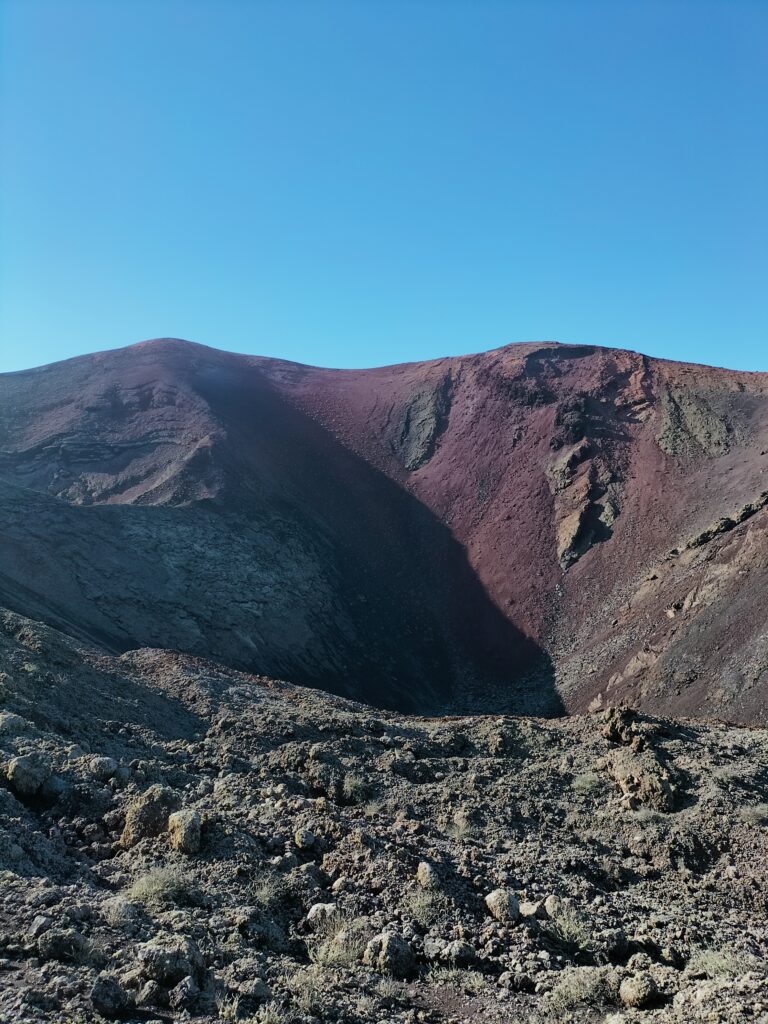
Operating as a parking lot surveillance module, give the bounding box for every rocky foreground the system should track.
[1,608,767,1024]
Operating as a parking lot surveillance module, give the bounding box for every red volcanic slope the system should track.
[1,337,768,722]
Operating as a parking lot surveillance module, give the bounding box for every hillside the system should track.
[1,338,768,721]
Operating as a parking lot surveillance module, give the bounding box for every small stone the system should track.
[307,902,337,928]
[294,827,316,850]
[485,888,520,923]
[7,753,50,799]
[416,861,439,888]
[441,939,476,966]
[136,980,166,1008]
[89,756,118,781]
[169,974,200,1010]
[168,809,201,855]
[619,972,658,1008]
[28,915,52,939]
[238,977,270,1001]
[519,900,545,918]
[363,932,415,978]
[91,975,129,1018]
[121,785,179,847]
[543,894,562,918]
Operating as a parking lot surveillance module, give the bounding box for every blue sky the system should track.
[1,0,766,372]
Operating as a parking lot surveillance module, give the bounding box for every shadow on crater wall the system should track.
[0,356,563,718]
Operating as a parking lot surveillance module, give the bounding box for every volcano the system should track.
[2,337,767,722]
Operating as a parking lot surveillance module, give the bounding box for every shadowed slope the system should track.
[0,341,558,715]
[2,337,768,720]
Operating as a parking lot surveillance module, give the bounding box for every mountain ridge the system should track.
[7,335,767,376]
[2,337,768,722]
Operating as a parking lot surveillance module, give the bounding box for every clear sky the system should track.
[1,0,766,373]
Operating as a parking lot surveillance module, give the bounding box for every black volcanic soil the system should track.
[2,337,768,721]
[0,609,766,1024]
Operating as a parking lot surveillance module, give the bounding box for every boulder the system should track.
[138,936,203,985]
[91,975,129,1018]
[619,972,658,1008]
[416,861,439,888]
[7,753,50,799]
[168,809,202,854]
[601,706,642,745]
[605,748,681,812]
[485,888,520,923]
[121,785,179,847]
[363,932,415,978]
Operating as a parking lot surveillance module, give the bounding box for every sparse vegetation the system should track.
[342,772,370,804]
[572,770,602,795]
[444,808,476,840]
[288,965,326,1013]
[404,888,453,928]
[632,805,665,824]
[251,868,291,910]
[543,905,598,959]
[215,993,242,1021]
[376,975,404,1003]
[364,797,387,818]
[249,1004,290,1024]
[739,803,768,826]
[127,865,197,908]
[307,911,369,967]
[548,967,617,1012]
[101,896,133,928]
[428,966,487,994]
[688,948,756,979]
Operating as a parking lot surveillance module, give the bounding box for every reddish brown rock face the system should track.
[2,337,768,721]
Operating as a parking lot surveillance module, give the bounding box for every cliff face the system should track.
[2,338,768,721]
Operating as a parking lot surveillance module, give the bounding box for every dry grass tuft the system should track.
[307,910,369,966]
[543,905,598,958]
[739,803,768,826]
[127,865,197,908]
